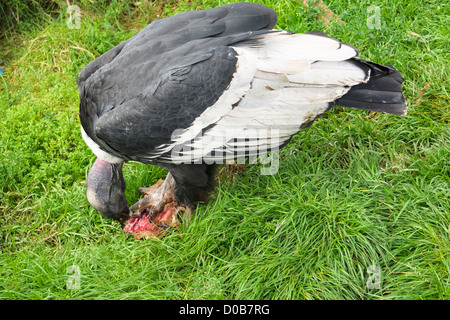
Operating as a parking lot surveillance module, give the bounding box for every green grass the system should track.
[0,0,449,300]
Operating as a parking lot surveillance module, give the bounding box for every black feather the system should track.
[334,59,407,115]
[78,3,278,162]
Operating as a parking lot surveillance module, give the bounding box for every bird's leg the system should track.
[123,173,192,239]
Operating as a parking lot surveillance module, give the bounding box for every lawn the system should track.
[0,0,448,300]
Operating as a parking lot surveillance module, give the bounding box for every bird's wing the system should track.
[153,31,370,164]
[78,3,278,162]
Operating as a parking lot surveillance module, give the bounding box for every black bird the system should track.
[78,3,407,236]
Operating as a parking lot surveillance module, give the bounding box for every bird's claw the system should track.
[123,175,187,239]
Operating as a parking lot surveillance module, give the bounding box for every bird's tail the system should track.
[334,58,408,116]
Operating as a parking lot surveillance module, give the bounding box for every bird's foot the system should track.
[123,174,192,239]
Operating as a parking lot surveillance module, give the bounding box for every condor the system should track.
[78,3,407,238]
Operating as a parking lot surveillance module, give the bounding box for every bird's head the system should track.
[86,158,130,224]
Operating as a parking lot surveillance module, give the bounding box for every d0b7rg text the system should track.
[223,304,269,315]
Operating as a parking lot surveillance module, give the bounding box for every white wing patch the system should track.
[152,31,369,164]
